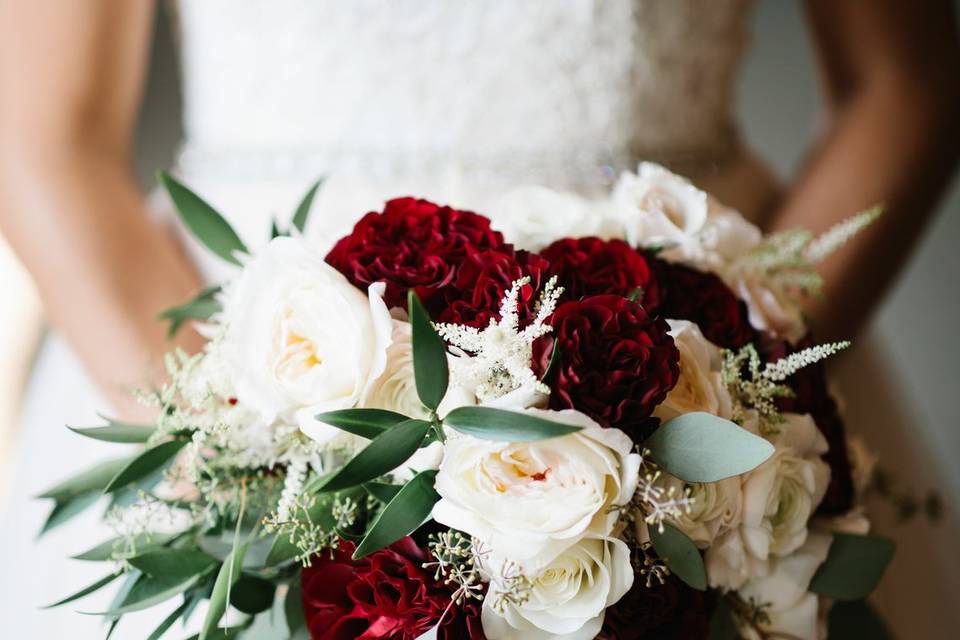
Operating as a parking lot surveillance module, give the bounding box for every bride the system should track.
[0,1,958,638]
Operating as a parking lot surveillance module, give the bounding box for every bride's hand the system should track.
[0,1,205,421]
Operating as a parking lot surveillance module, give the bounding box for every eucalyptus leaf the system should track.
[43,572,120,609]
[37,457,131,501]
[229,574,275,614]
[649,523,707,591]
[827,600,893,639]
[157,171,248,265]
[415,626,440,640]
[68,417,155,444]
[644,412,774,482]
[128,548,218,580]
[104,439,189,493]
[158,285,222,338]
[443,406,581,442]
[314,408,409,440]
[199,542,249,640]
[809,533,895,601]
[314,419,430,493]
[292,178,324,233]
[353,470,439,559]
[39,492,101,536]
[408,290,449,411]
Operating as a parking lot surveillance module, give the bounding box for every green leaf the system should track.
[185,624,250,640]
[292,178,323,233]
[128,548,218,580]
[285,582,306,637]
[542,338,560,382]
[104,439,189,493]
[146,600,189,640]
[809,533,895,601]
[314,419,430,493]
[314,408,409,440]
[649,523,707,591]
[43,572,120,608]
[363,481,403,504]
[68,416,155,443]
[708,598,739,640]
[72,532,179,561]
[157,171,248,265]
[270,218,284,239]
[37,457,132,500]
[39,492,101,536]
[644,412,774,482]
[827,600,893,639]
[353,470,439,559]
[90,572,203,615]
[229,574,275,614]
[158,285,222,338]
[443,406,581,442]
[199,542,249,640]
[407,290,449,411]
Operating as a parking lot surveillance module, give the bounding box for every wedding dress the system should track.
[0,1,954,638]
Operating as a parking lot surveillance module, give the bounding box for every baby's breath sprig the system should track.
[488,560,533,614]
[262,493,358,566]
[620,448,695,535]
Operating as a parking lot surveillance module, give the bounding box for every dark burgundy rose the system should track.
[761,335,855,514]
[325,197,505,311]
[648,255,756,350]
[301,537,484,640]
[598,575,711,640]
[433,248,551,328]
[533,295,679,440]
[541,237,660,308]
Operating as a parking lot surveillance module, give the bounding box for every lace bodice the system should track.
[171,0,752,196]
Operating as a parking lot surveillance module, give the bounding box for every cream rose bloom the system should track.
[735,275,807,343]
[737,532,833,640]
[653,320,732,423]
[222,236,393,442]
[487,185,624,252]
[362,319,429,419]
[706,413,830,590]
[612,162,709,249]
[659,474,743,548]
[481,537,633,640]
[432,409,640,567]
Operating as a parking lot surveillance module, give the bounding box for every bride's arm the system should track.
[0,1,204,419]
[768,0,960,340]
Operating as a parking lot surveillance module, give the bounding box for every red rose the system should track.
[648,255,756,349]
[301,537,484,640]
[325,198,505,311]
[761,335,854,515]
[541,237,660,309]
[434,248,551,328]
[533,295,679,440]
[598,575,710,640]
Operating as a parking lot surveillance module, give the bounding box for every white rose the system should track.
[222,236,393,442]
[735,275,807,343]
[432,409,640,567]
[653,320,732,422]
[612,162,709,249]
[488,186,624,252]
[706,413,830,590]
[362,320,430,420]
[659,201,764,272]
[481,537,633,640]
[737,532,833,640]
[658,474,743,548]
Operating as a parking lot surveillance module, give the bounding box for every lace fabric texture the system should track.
[172,0,751,193]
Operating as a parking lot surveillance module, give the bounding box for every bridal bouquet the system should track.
[40,164,893,640]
